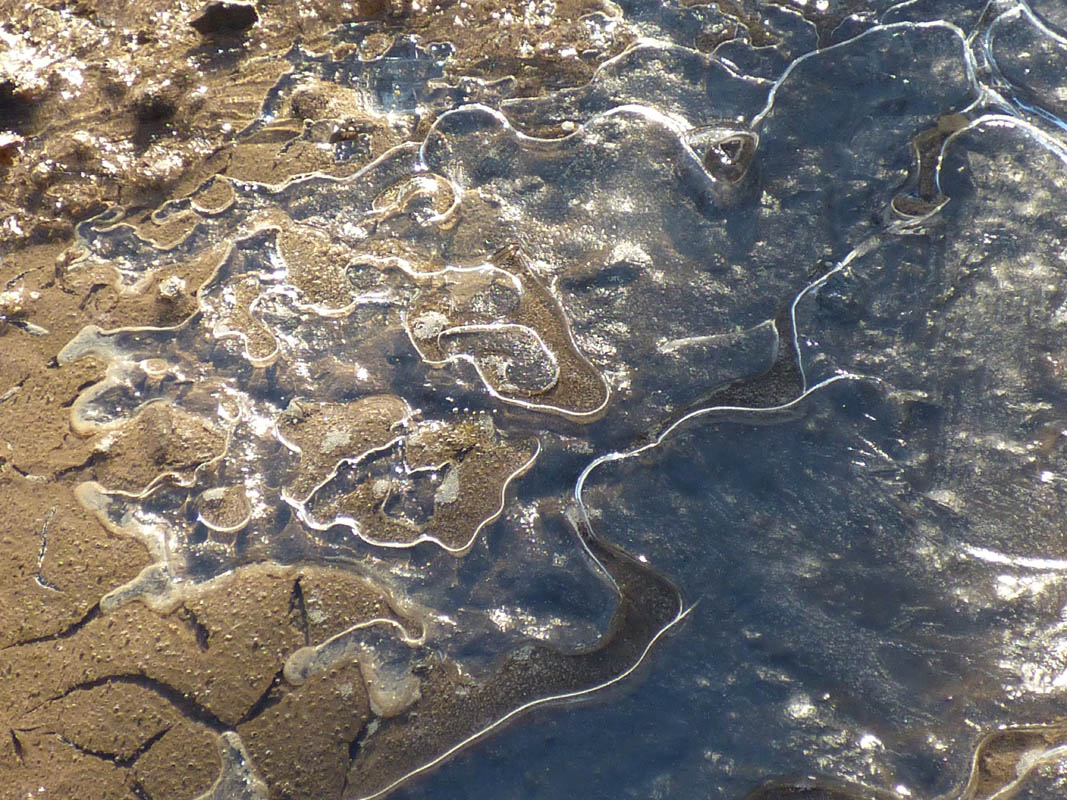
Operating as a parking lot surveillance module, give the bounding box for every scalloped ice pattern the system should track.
[48,0,1067,798]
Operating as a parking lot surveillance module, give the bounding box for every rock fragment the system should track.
[0,132,22,167]
[190,2,260,37]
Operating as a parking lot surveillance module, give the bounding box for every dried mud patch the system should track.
[0,473,149,647]
[0,563,419,799]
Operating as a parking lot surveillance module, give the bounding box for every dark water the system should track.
[57,0,1067,797]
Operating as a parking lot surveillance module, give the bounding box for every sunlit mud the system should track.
[5,0,1067,798]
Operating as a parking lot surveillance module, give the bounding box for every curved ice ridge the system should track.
[48,4,1067,799]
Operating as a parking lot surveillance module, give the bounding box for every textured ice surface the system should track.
[500,41,770,132]
[50,0,1067,798]
[987,5,1067,130]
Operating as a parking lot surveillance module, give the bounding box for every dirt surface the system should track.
[0,1,632,796]
[3,1,1065,798]
[0,0,630,251]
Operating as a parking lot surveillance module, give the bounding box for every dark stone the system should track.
[702,130,759,185]
[132,87,179,122]
[189,2,259,36]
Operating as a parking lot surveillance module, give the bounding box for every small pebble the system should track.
[190,1,259,36]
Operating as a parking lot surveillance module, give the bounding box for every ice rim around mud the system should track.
[7,0,1067,799]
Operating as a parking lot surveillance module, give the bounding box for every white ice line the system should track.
[574,373,862,520]
[751,21,973,129]
[349,599,694,800]
[964,545,1067,571]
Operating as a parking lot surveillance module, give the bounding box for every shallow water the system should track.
[25,0,1067,797]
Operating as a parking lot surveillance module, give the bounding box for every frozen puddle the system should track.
[9,0,1067,798]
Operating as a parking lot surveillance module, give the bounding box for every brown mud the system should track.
[1,1,1064,799]
[0,2,639,797]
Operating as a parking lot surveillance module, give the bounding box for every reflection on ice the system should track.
[987,4,1067,132]
[501,41,769,133]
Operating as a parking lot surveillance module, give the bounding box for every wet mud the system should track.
[4,1,1067,799]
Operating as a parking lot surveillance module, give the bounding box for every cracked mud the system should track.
[5,1,1067,799]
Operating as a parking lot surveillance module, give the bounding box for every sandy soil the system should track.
[0,1,637,796]
[0,1,1059,798]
